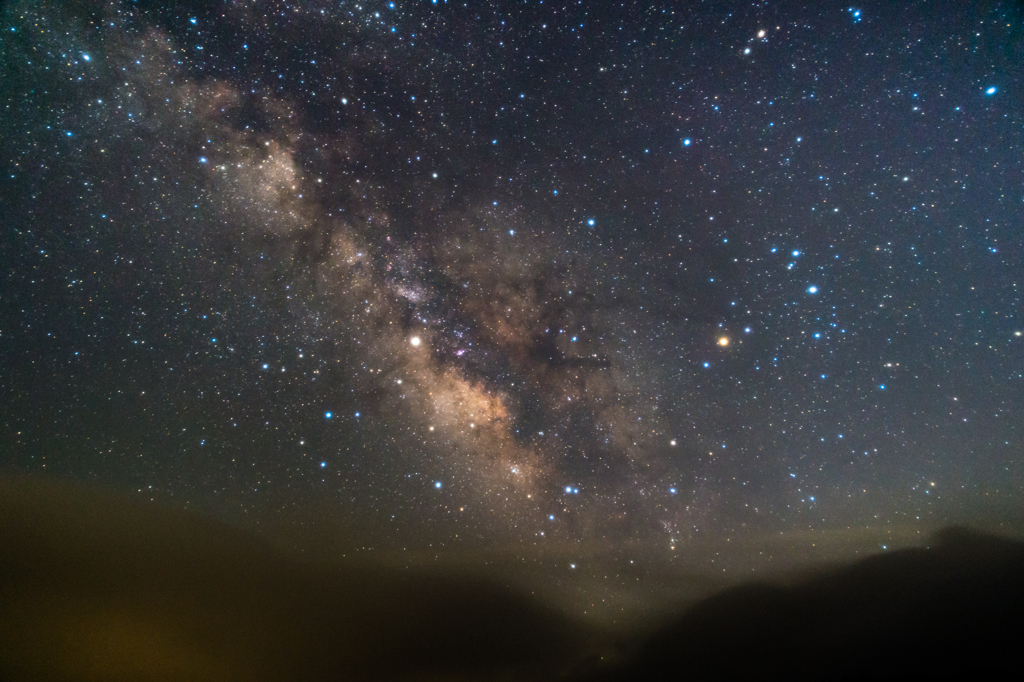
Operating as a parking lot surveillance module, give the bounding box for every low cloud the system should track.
[0,477,602,681]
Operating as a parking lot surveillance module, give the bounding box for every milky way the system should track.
[3,1,1022,557]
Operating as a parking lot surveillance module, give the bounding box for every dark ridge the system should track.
[581,526,1024,681]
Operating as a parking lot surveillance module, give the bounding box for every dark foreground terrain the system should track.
[2,477,1023,681]
[586,526,1024,681]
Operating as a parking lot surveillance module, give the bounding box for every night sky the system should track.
[3,0,1023,607]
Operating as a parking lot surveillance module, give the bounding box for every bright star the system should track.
[985,86,997,95]
[808,285,818,294]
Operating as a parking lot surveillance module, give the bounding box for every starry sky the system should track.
[2,0,1022,590]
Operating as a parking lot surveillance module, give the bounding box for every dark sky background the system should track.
[2,0,1022,614]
